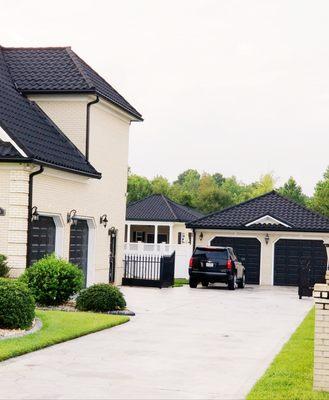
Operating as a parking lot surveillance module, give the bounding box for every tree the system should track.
[310,167,329,217]
[212,172,225,187]
[250,173,276,198]
[194,174,234,213]
[127,174,152,203]
[151,176,171,196]
[278,177,307,205]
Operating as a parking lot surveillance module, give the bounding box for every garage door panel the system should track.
[274,239,327,286]
[30,216,56,265]
[69,220,89,287]
[210,236,260,284]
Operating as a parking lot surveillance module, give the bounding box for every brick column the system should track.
[314,272,329,391]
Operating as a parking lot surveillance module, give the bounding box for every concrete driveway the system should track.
[0,285,312,400]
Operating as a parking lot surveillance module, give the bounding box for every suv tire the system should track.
[228,274,237,290]
[238,273,246,289]
[201,281,209,287]
[189,278,198,288]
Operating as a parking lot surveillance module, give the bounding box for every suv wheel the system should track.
[238,273,246,289]
[228,274,237,290]
[189,278,198,288]
[201,281,209,287]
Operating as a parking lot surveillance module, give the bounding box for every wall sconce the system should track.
[31,206,39,222]
[67,209,78,225]
[265,233,270,245]
[199,232,204,241]
[100,214,108,228]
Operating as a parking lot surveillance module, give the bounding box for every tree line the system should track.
[127,167,329,217]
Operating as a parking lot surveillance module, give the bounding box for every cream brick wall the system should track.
[194,229,329,285]
[1,94,134,285]
[314,276,329,392]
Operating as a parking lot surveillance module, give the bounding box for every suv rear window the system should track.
[194,248,228,263]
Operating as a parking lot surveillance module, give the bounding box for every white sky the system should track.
[1,0,329,195]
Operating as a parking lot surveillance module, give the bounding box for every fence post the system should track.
[314,271,329,392]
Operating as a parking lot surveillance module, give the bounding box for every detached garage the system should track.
[187,191,329,286]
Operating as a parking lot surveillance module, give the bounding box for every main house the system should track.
[0,45,142,285]
[187,191,329,286]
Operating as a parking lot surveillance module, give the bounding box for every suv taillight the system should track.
[226,259,232,270]
[189,257,196,268]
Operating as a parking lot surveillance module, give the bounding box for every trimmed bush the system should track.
[20,254,84,306]
[0,254,10,278]
[0,278,35,329]
[76,284,126,312]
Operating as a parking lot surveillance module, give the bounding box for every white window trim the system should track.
[245,215,291,228]
[38,212,64,258]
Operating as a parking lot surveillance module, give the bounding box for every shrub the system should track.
[0,278,35,329]
[20,254,84,306]
[76,284,126,312]
[0,254,10,278]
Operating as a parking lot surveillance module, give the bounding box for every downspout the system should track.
[192,228,196,250]
[26,166,44,267]
[85,96,99,161]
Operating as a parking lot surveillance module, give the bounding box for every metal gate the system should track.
[122,252,175,288]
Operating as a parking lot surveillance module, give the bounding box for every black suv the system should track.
[188,246,246,290]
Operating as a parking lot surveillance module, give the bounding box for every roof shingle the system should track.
[127,194,203,222]
[187,191,329,232]
[0,48,100,177]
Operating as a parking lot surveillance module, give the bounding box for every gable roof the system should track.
[187,191,329,233]
[0,47,100,178]
[2,47,142,121]
[126,194,204,222]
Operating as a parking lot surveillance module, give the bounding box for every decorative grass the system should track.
[0,310,129,362]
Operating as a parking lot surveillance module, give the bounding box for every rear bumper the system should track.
[189,269,231,283]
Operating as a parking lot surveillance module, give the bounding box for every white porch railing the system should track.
[124,242,193,278]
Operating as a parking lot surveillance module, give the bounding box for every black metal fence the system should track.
[122,252,175,288]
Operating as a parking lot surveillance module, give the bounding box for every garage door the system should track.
[69,219,89,286]
[210,237,261,284]
[274,239,327,286]
[30,216,56,265]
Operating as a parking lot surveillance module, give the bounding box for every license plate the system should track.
[206,261,214,268]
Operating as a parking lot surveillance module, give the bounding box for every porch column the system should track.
[127,223,131,243]
[169,224,173,244]
[154,224,158,244]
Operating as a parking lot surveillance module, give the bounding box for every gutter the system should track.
[26,166,44,267]
[85,96,99,161]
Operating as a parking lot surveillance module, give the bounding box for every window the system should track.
[188,232,193,244]
[178,232,182,244]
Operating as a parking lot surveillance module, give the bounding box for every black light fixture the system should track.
[265,233,270,245]
[199,232,204,241]
[100,214,108,228]
[67,209,78,225]
[31,206,39,222]
[108,226,117,237]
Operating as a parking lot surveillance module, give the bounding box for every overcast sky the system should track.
[1,0,329,195]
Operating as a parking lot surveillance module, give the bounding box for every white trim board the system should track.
[245,215,291,228]
[0,126,27,157]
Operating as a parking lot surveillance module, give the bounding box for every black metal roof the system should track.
[187,191,329,233]
[0,47,101,178]
[2,47,142,120]
[126,194,204,222]
[0,140,20,157]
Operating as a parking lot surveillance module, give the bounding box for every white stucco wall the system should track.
[194,229,329,285]
[0,94,134,285]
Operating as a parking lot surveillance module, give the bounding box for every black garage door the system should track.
[210,237,261,284]
[274,239,327,286]
[30,216,56,265]
[69,220,89,286]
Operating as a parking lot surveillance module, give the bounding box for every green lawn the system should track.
[0,310,129,362]
[247,308,329,400]
[173,278,189,287]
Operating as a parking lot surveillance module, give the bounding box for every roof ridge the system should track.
[2,46,70,50]
[190,190,277,225]
[65,48,95,90]
[161,194,178,220]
